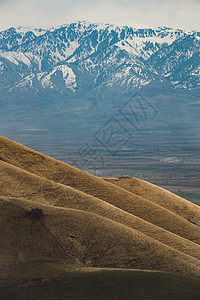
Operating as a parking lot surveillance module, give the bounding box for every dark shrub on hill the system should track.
[25,208,45,221]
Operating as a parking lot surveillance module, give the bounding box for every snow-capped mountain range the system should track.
[0,20,199,101]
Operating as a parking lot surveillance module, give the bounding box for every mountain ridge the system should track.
[0,20,199,98]
[0,21,199,182]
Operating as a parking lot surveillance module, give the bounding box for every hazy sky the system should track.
[0,0,199,31]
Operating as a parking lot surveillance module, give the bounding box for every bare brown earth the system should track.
[0,136,200,283]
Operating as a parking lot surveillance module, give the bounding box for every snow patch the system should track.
[0,51,32,66]
[0,61,4,74]
[41,65,77,90]
[16,25,58,37]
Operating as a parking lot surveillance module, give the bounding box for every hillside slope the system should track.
[0,136,200,240]
[104,177,200,224]
[0,136,200,282]
[1,197,200,278]
[1,158,200,261]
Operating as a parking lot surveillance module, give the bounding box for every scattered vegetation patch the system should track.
[25,208,45,222]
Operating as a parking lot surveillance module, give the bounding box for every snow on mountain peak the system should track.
[0,21,199,96]
[16,25,58,36]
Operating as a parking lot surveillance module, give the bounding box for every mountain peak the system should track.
[0,21,199,98]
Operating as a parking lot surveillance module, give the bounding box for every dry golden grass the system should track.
[104,177,200,224]
[1,159,200,263]
[1,136,200,244]
[0,136,200,279]
[1,196,200,278]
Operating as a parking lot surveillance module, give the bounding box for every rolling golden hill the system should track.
[0,136,200,298]
[1,196,200,277]
[1,160,200,262]
[0,137,200,240]
[104,177,200,224]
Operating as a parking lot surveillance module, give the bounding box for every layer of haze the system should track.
[0,0,199,31]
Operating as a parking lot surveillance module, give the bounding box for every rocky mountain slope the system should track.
[0,21,199,100]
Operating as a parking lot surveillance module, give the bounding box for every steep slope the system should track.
[1,136,200,244]
[148,33,200,90]
[2,161,200,262]
[104,177,200,224]
[0,198,71,264]
[0,21,199,111]
[1,197,200,278]
[0,21,198,95]
[1,136,200,257]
